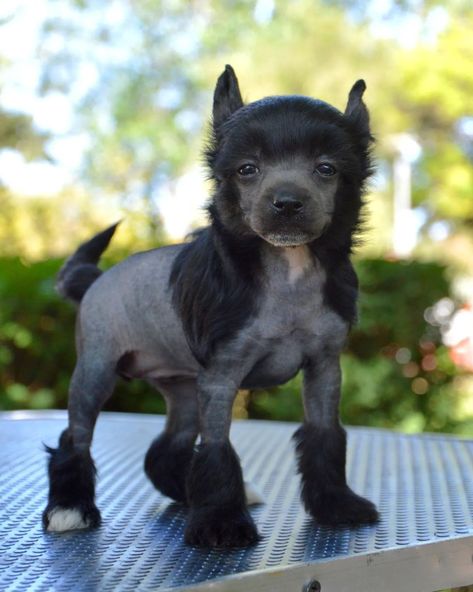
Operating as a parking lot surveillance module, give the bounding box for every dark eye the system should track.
[315,163,337,177]
[238,164,259,176]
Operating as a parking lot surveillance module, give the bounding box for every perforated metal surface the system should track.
[1,411,472,591]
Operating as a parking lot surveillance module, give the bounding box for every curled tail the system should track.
[56,222,120,304]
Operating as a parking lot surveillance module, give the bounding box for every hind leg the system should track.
[43,354,116,532]
[144,378,199,504]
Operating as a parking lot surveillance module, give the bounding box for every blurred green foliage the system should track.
[1,254,471,434]
[1,0,473,260]
[0,108,49,160]
[32,0,473,241]
[0,258,71,411]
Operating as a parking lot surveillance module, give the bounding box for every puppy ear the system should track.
[344,79,371,139]
[213,65,244,129]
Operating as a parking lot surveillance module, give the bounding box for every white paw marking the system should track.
[47,507,89,532]
[244,481,265,505]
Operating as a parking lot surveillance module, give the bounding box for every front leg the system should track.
[185,371,259,548]
[294,353,379,526]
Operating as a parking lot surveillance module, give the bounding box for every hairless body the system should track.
[43,66,378,547]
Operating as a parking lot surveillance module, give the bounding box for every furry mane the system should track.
[170,205,262,365]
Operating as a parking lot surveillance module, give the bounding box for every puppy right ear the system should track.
[213,65,244,129]
[344,79,371,140]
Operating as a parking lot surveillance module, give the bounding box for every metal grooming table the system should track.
[0,411,472,592]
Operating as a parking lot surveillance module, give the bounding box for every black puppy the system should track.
[43,65,378,548]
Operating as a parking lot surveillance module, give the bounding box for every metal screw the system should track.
[303,580,321,592]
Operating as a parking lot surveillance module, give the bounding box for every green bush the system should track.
[0,255,468,433]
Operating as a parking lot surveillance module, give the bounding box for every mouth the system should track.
[261,231,315,247]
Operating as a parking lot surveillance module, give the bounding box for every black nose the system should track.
[271,193,304,216]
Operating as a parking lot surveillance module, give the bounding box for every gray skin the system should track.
[49,68,373,542]
[70,238,345,451]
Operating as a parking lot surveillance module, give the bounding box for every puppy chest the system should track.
[241,308,347,390]
[255,280,325,339]
[248,288,349,356]
[241,333,305,388]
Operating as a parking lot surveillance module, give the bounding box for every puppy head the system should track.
[207,65,373,249]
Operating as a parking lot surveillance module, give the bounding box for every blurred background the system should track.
[0,0,472,434]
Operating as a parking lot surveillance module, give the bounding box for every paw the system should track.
[307,487,379,527]
[43,504,101,532]
[144,433,195,504]
[185,507,260,548]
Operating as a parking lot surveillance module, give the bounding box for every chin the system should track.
[260,231,317,248]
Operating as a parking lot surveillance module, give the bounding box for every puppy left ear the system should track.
[344,79,371,139]
[213,65,244,129]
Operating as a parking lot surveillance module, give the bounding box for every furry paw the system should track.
[185,507,260,548]
[307,487,379,527]
[144,432,195,504]
[43,504,101,532]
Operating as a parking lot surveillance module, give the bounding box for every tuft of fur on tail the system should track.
[56,222,120,304]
